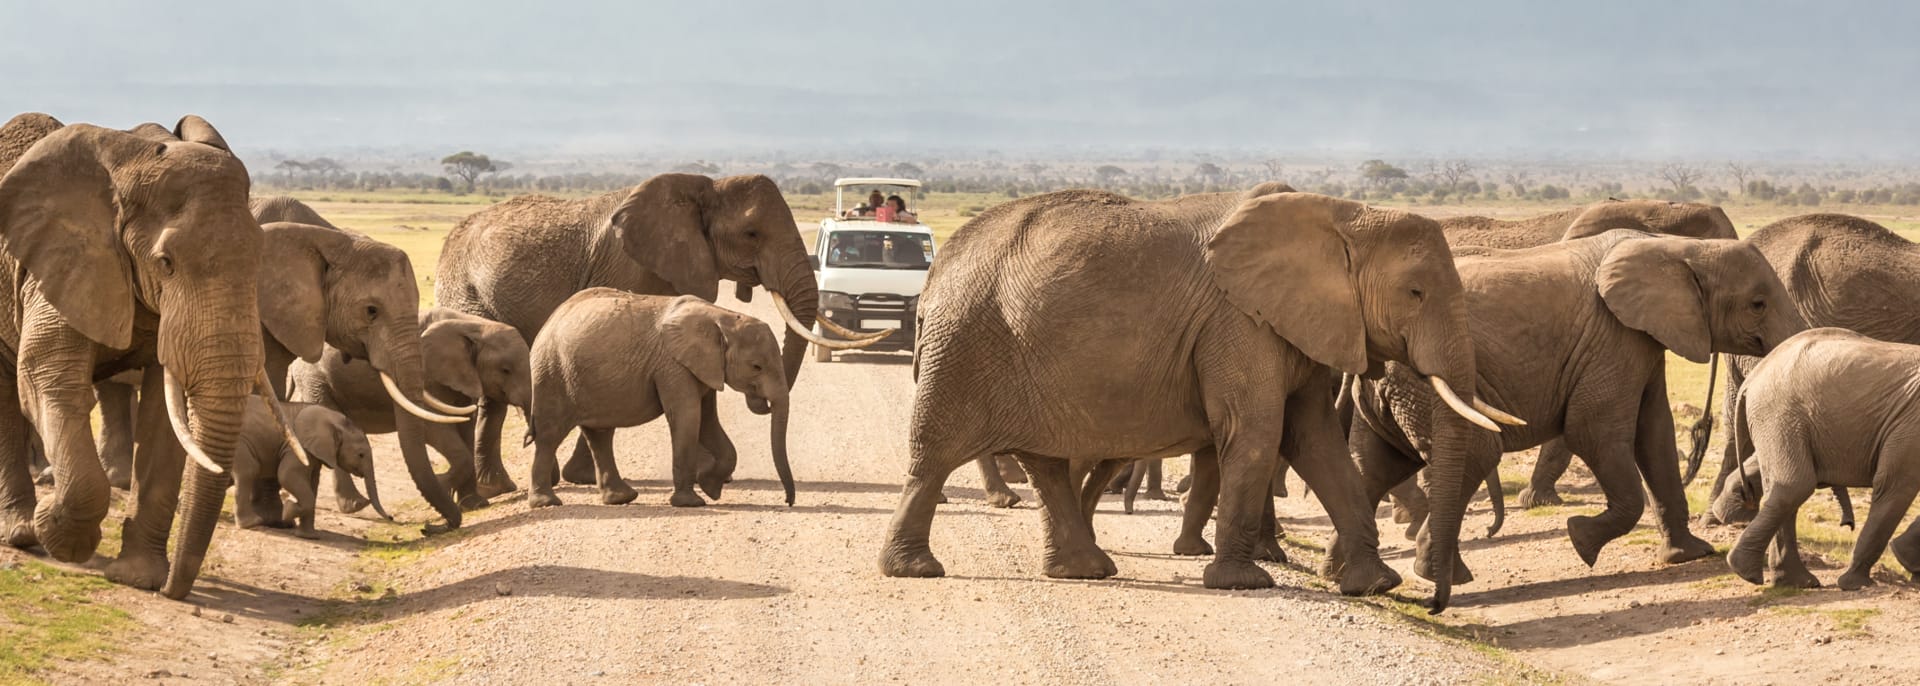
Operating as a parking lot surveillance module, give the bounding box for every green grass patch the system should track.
[1765,606,1880,636]
[1746,585,1806,607]
[0,561,133,681]
[1361,592,1569,684]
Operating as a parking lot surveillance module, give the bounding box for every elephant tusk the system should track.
[163,370,226,474]
[1429,376,1501,433]
[769,291,893,351]
[816,315,893,343]
[1472,397,1527,427]
[255,368,313,469]
[421,392,477,416]
[380,372,469,424]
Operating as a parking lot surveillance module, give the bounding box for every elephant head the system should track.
[419,308,534,411]
[1709,455,1763,526]
[1206,193,1507,431]
[290,402,383,519]
[660,296,795,505]
[608,173,879,391]
[253,220,468,528]
[0,114,265,564]
[1561,199,1738,242]
[1593,233,1806,362]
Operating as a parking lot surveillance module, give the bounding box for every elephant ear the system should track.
[420,320,486,400]
[0,125,142,349]
[1596,238,1712,363]
[1561,203,1654,241]
[172,115,231,153]
[290,404,342,471]
[258,222,342,362]
[659,297,727,391]
[610,174,720,300]
[1204,193,1367,375]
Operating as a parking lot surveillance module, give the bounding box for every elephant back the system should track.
[0,113,63,179]
[1438,210,1580,251]
[1749,214,1920,345]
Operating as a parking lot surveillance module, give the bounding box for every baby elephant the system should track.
[528,290,794,509]
[1715,327,1920,590]
[232,396,382,538]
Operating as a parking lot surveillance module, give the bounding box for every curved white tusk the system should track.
[769,291,895,351]
[816,315,893,343]
[381,371,469,424]
[421,392,477,416]
[1429,376,1501,433]
[1472,397,1527,427]
[255,368,312,469]
[163,370,226,474]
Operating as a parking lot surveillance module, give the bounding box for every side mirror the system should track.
[810,254,821,271]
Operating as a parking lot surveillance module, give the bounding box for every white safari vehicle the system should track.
[810,177,935,362]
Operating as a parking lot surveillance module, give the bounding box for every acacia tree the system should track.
[1359,159,1408,190]
[441,151,506,193]
[1658,163,1703,198]
[1094,164,1127,187]
[1725,162,1754,195]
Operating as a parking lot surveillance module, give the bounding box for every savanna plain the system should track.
[7,189,1920,685]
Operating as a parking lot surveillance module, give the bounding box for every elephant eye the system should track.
[1750,298,1766,312]
[365,304,380,321]
[155,253,175,277]
[1409,288,1425,302]
[745,229,760,240]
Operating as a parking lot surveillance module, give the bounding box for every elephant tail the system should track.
[522,416,537,448]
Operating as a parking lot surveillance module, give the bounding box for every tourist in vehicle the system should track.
[882,195,916,223]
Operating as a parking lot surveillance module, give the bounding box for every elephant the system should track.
[880,189,1518,595]
[1710,328,1920,591]
[435,173,881,499]
[0,112,309,598]
[1346,230,1804,612]
[1706,214,1920,508]
[231,397,376,539]
[525,290,793,509]
[288,307,533,511]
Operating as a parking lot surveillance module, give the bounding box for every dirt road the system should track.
[13,291,1918,685]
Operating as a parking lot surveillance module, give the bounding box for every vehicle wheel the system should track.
[813,328,832,363]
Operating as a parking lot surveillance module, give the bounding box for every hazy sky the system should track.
[4,1,1916,159]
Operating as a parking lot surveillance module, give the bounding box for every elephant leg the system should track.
[995,454,1027,484]
[1768,511,1819,589]
[1253,483,1286,564]
[17,332,111,564]
[974,455,1021,509]
[1287,397,1398,595]
[1124,459,1146,514]
[527,423,568,510]
[95,380,136,490]
[1888,506,1920,580]
[1271,457,1291,498]
[231,450,267,530]
[277,456,318,540]
[878,427,981,578]
[1204,433,1280,590]
[1389,478,1428,540]
[584,427,637,506]
[1333,419,1421,585]
[1518,439,1573,508]
[1019,454,1116,579]
[106,367,183,590]
[424,424,488,511]
[1631,372,1714,564]
[1840,480,1920,591]
[1173,447,1218,556]
[1729,472,1814,585]
[0,371,37,549]
[1143,458,1167,500]
[472,398,518,499]
[28,435,50,486]
[663,389,711,508]
[332,460,371,514]
[697,392,738,486]
[1077,459,1129,532]
[560,432,598,486]
[1559,443,1646,568]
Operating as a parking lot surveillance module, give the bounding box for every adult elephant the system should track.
[1347,231,1803,613]
[1704,214,1920,504]
[435,173,881,498]
[0,113,303,598]
[881,189,1517,594]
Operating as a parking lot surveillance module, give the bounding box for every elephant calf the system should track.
[1713,328,1920,591]
[231,397,380,538]
[527,290,794,509]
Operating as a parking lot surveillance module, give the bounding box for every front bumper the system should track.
[820,292,915,352]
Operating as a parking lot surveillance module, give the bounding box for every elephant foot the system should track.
[934,491,950,505]
[1043,547,1118,580]
[1659,532,1716,565]
[528,489,563,509]
[1566,515,1623,568]
[1,508,36,548]
[234,513,266,530]
[1172,534,1213,556]
[1335,556,1403,596]
[1837,569,1876,591]
[457,492,492,511]
[1772,564,1822,589]
[105,549,168,591]
[1413,546,1474,585]
[668,490,707,508]
[1402,517,1425,543]
[1391,500,1415,524]
[1144,488,1170,501]
[879,547,945,578]
[696,471,725,501]
[1202,559,1274,590]
[32,503,102,564]
[1253,536,1288,564]
[1516,486,1562,509]
[1727,546,1767,585]
[334,491,371,515]
[294,527,321,541]
[560,453,598,486]
[985,488,1021,509]
[475,471,519,499]
[1891,537,1920,576]
[600,480,639,506]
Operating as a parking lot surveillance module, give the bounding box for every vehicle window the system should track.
[823,231,934,270]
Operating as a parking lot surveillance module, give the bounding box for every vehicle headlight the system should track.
[819,291,854,311]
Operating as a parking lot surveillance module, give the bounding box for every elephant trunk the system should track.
[763,249,820,389]
[371,320,463,530]
[1421,418,1494,615]
[161,455,234,599]
[160,369,248,600]
[770,392,795,506]
[363,461,391,521]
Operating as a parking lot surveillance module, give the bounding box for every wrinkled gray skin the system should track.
[0,113,273,599]
[1711,328,1920,591]
[436,174,827,498]
[231,397,374,539]
[526,290,792,508]
[1707,214,1920,519]
[1431,199,1741,512]
[288,307,532,511]
[1347,230,1803,613]
[883,189,1490,596]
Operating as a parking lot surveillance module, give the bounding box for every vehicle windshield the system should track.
[822,231,933,270]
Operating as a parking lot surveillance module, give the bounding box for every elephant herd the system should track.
[0,112,886,601]
[4,110,1917,616]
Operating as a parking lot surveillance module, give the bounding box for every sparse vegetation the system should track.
[0,561,133,681]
